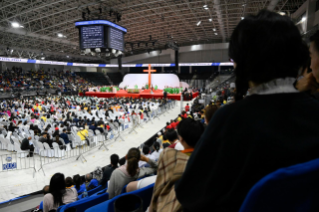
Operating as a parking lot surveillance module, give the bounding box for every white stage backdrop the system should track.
[119,74,182,89]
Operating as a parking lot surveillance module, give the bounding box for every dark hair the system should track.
[153,142,160,152]
[177,118,205,148]
[110,154,119,167]
[204,105,219,123]
[49,173,66,206]
[166,129,178,143]
[229,10,309,101]
[126,148,140,177]
[65,177,73,187]
[73,174,82,190]
[142,145,150,155]
[310,30,319,52]
[80,175,86,184]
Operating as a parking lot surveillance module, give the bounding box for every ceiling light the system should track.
[112,49,116,54]
[214,33,218,35]
[241,17,244,20]
[242,4,246,6]
[203,5,207,7]
[41,57,45,60]
[278,11,286,16]
[57,33,63,37]
[197,21,201,26]
[209,18,212,22]
[213,28,216,31]
[66,55,69,58]
[20,26,24,28]
[301,17,306,22]
[11,22,20,28]
[204,7,209,10]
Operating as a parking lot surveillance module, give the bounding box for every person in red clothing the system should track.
[181,111,187,119]
[185,104,190,112]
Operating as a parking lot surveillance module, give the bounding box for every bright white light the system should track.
[11,22,20,28]
[209,18,212,22]
[213,28,216,31]
[41,57,45,60]
[57,33,63,37]
[112,49,116,54]
[214,33,218,35]
[197,21,201,26]
[20,26,24,28]
[241,17,244,20]
[203,5,207,7]
[204,7,209,10]
[278,11,285,16]
[301,17,306,22]
[66,55,69,58]
[242,4,246,7]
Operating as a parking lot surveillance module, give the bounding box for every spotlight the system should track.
[204,7,209,10]
[214,33,218,35]
[57,33,64,37]
[11,22,20,28]
[66,55,69,58]
[209,18,212,22]
[41,57,45,60]
[241,17,244,20]
[301,17,306,22]
[95,48,101,53]
[213,28,216,31]
[197,21,201,26]
[203,5,207,8]
[85,49,91,54]
[111,49,116,54]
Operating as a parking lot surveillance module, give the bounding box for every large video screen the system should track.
[76,20,127,51]
[80,25,105,49]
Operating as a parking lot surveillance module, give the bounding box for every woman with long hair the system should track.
[43,173,77,212]
[107,148,157,199]
[175,10,319,212]
[73,174,86,195]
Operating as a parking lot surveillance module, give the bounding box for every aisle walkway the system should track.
[0,101,184,206]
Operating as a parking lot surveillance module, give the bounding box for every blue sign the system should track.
[75,20,127,33]
[3,162,17,170]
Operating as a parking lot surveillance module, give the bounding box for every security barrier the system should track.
[0,151,36,178]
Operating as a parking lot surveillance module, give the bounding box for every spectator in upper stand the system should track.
[100,154,120,188]
[138,145,152,167]
[165,122,171,130]
[150,141,162,161]
[89,122,96,132]
[204,105,219,125]
[166,129,184,151]
[65,177,74,188]
[43,173,78,212]
[85,173,99,191]
[77,126,89,141]
[73,174,86,195]
[107,148,157,199]
[296,30,319,99]
[177,118,205,156]
[185,103,190,112]
[52,127,59,137]
[175,10,319,212]
[181,111,187,119]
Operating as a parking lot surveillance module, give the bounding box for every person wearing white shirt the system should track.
[138,145,154,167]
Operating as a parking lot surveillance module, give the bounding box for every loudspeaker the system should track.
[118,55,122,70]
[175,50,179,72]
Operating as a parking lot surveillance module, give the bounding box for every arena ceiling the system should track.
[0,0,307,63]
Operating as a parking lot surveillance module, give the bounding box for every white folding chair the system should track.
[52,142,65,158]
[43,142,54,157]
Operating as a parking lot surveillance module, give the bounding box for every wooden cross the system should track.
[143,64,156,89]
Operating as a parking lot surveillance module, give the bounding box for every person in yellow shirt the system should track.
[41,116,47,122]
[77,126,89,141]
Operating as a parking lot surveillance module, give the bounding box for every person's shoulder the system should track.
[44,193,53,201]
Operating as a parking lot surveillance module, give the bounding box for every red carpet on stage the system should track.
[80,89,198,100]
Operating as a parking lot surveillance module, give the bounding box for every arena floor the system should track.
[0,101,186,205]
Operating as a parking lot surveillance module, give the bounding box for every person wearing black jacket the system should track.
[20,136,34,157]
[175,10,319,212]
[99,154,119,188]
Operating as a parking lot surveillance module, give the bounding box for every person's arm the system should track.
[138,155,158,178]
[106,169,118,199]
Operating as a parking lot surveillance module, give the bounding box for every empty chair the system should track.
[42,142,54,157]
[239,158,319,212]
[52,142,65,158]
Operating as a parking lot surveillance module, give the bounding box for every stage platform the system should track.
[81,89,198,100]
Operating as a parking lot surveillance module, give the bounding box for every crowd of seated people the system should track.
[0,67,91,93]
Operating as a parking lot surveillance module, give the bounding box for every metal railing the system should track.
[0,151,36,178]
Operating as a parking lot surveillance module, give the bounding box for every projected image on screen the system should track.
[80,25,105,49]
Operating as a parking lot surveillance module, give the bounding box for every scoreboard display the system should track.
[75,20,127,51]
